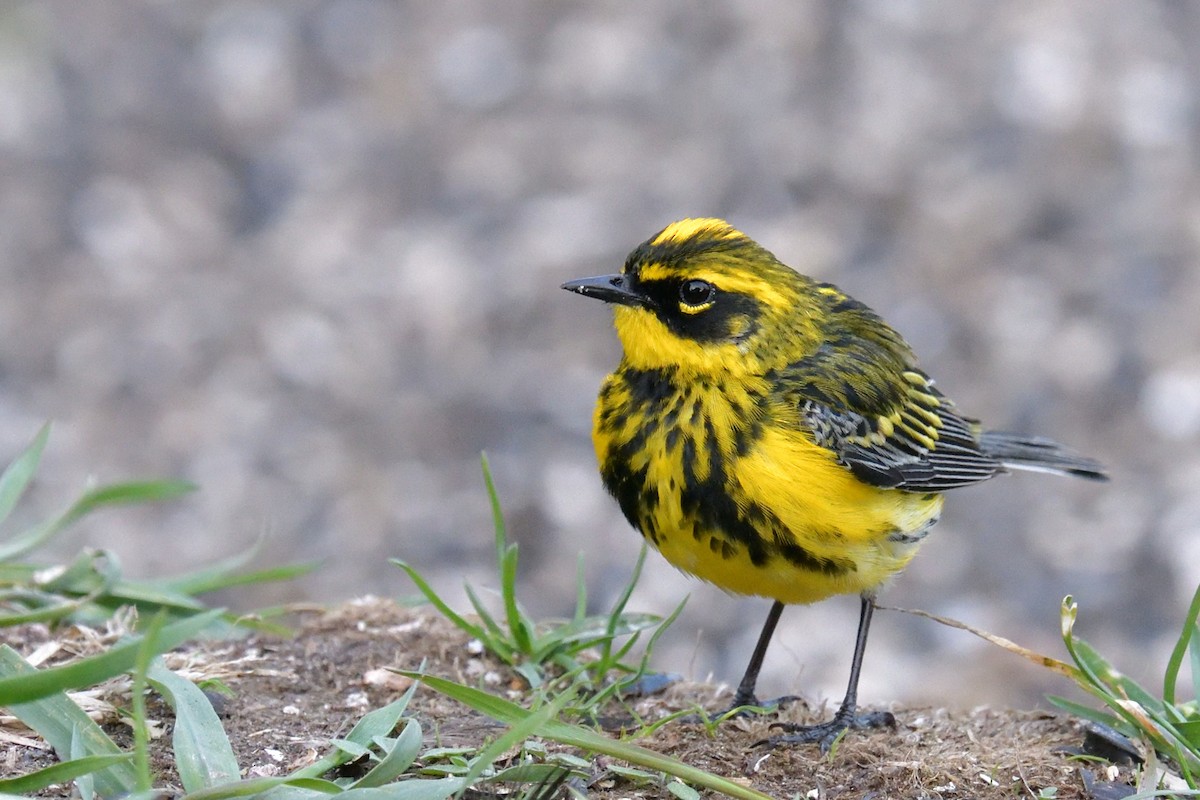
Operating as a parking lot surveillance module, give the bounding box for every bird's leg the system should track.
[755,594,895,751]
[715,601,802,718]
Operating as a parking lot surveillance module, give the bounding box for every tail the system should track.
[979,431,1109,481]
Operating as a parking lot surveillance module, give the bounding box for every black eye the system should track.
[679,279,716,308]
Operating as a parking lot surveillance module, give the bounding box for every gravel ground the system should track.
[1,1,1197,710]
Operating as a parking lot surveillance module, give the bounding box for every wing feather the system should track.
[772,283,1102,489]
[781,350,1002,491]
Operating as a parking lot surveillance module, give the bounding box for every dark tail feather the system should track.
[979,431,1109,482]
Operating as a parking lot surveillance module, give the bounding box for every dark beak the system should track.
[560,273,649,308]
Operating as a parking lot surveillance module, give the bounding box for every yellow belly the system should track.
[597,402,944,605]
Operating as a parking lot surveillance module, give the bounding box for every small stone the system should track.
[363,668,414,691]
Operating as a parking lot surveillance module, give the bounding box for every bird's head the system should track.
[562,218,819,375]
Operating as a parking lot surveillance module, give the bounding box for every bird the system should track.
[561,218,1107,749]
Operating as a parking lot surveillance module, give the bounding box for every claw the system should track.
[754,709,895,752]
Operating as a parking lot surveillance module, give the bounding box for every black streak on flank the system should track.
[601,356,851,579]
[602,456,651,541]
[742,503,855,576]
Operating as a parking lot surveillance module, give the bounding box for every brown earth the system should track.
[2,599,1142,799]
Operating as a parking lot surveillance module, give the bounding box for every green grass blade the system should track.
[0,479,196,563]
[398,671,775,800]
[129,613,162,793]
[1165,582,1200,705]
[71,723,97,800]
[499,544,533,654]
[1176,720,1200,751]
[572,553,587,625]
[546,612,662,649]
[38,548,122,597]
[0,608,224,704]
[180,776,342,800]
[344,690,416,746]
[1070,636,1166,715]
[1060,597,1111,695]
[0,560,36,581]
[152,537,268,591]
[456,686,576,793]
[643,596,687,657]
[480,454,533,656]
[328,738,372,760]
[600,595,689,702]
[0,423,49,538]
[605,630,643,668]
[351,719,424,788]
[0,754,132,794]
[390,559,487,643]
[480,453,505,568]
[513,661,545,689]
[287,682,420,781]
[0,519,64,563]
[1059,597,1200,781]
[1046,695,1127,731]
[143,531,318,597]
[94,579,211,612]
[247,787,332,800]
[270,777,343,793]
[0,646,139,796]
[668,779,702,800]
[462,583,511,653]
[1191,620,1200,709]
[146,657,241,790]
[258,787,353,800]
[71,479,197,508]
[487,763,581,783]
[599,545,648,666]
[0,597,93,626]
[334,777,466,800]
[156,559,320,597]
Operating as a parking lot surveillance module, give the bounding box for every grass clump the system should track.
[393,453,684,703]
[2,436,754,800]
[0,423,316,797]
[897,587,1200,795]
[2,640,575,800]
[1050,589,1200,794]
[0,424,313,631]
[392,454,775,799]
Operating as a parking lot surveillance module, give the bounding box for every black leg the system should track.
[713,600,801,718]
[756,594,895,751]
[732,600,784,707]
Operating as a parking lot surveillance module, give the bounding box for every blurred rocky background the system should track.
[1,1,1197,709]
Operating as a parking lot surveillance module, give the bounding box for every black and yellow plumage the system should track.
[563,218,1106,748]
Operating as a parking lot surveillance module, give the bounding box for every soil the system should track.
[2,598,1143,799]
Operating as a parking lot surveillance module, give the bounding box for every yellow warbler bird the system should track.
[562,218,1106,749]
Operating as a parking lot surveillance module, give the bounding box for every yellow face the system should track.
[562,218,820,377]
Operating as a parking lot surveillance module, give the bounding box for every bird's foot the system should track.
[716,692,803,721]
[754,708,895,753]
[680,693,802,725]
